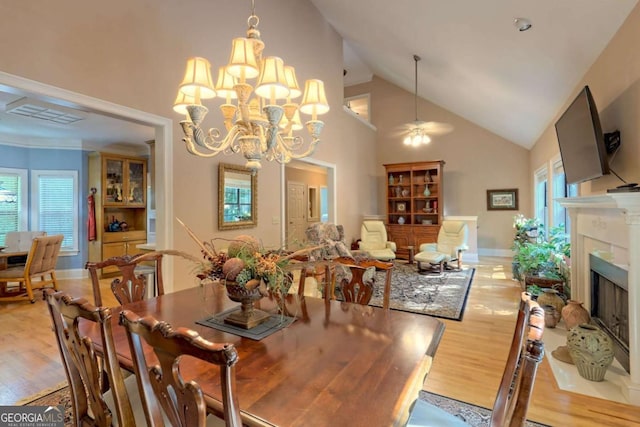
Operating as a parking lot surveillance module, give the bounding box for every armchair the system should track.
[358,220,396,261]
[414,220,468,274]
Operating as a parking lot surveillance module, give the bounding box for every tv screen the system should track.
[555,86,609,185]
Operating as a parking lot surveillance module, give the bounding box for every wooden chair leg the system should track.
[51,271,58,290]
[439,261,444,274]
[24,277,35,303]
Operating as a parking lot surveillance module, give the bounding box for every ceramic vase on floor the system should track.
[537,289,565,318]
[567,324,614,381]
[542,304,561,328]
[562,300,590,330]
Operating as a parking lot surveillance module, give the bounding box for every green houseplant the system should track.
[512,217,571,298]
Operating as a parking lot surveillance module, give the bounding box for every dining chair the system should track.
[0,234,63,303]
[44,288,146,426]
[119,310,243,427]
[4,230,46,267]
[86,252,165,306]
[295,257,394,308]
[407,292,545,427]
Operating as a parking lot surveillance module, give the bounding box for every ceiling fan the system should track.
[398,54,453,146]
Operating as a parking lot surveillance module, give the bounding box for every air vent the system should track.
[5,97,86,124]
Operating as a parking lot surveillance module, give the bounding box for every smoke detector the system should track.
[514,18,532,32]
[5,97,86,125]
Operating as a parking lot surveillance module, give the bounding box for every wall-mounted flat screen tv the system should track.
[554,86,609,185]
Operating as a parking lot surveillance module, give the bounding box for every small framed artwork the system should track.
[487,188,519,211]
[397,202,406,212]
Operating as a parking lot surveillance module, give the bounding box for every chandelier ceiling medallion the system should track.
[401,54,453,147]
[173,0,329,171]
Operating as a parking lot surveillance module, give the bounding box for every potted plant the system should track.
[511,215,542,281]
[514,222,571,298]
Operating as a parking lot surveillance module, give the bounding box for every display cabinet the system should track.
[103,156,146,207]
[384,161,445,259]
[89,152,148,277]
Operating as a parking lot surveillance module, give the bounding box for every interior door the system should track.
[286,181,307,248]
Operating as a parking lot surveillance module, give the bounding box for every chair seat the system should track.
[407,399,469,427]
[0,266,26,278]
[102,374,148,426]
[364,248,396,261]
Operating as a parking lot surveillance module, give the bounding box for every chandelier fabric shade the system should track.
[179,57,216,100]
[174,0,329,171]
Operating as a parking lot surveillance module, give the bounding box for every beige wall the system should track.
[345,77,530,253]
[530,2,640,193]
[0,0,377,289]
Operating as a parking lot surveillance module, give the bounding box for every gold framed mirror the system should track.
[218,163,257,230]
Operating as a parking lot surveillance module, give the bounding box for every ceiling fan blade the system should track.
[415,121,454,136]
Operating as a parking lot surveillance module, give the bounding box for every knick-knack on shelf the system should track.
[398,174,404,184]
[423,185,431,197]
[389,174,395,185]
[425,171,432,183]
[395,186,402,197]
[398,216,405,225]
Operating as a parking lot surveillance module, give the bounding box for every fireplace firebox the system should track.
[590,254,629,373]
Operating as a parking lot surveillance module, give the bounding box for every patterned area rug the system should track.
[369,262,475,321]
[22,386,548,427]
[419,391,550,427]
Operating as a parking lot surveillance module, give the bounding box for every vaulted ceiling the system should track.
[311,0,638,148]
[1,1,637,151]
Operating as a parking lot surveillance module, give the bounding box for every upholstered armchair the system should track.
[358,220,396,261]
[414,220,469,273]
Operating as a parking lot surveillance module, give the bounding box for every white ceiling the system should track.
[1,1,637,152]
[311,0,639,148]
[0,87,154,154]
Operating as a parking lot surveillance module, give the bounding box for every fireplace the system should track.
[558,193,640,406]
[590,253,629,373]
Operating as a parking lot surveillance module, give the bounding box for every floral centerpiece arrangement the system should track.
[178,220,326,291]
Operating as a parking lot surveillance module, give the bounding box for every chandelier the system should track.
[173,0,329,171]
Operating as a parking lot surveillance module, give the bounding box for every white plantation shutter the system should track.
[31,170,79,253]
[0,168,28,246]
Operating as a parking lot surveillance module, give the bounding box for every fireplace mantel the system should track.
[558,193,640,405]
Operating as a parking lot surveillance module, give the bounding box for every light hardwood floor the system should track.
[1,256,638,426]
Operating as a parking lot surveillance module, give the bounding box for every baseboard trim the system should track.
[478,248,513,258]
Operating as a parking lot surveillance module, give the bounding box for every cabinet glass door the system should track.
[127,160,145,205]
[105,159,124,204]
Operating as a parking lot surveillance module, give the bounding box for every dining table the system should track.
[85,281,445,427]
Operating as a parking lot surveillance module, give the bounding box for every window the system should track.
[552,159,578,233]
[31,170,79,253]
[223,186,252,222]
[0,167,28,245]
[534,166,548,235]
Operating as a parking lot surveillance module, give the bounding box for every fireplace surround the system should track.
[559,194,640,406]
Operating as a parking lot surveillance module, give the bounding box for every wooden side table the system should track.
[405,246,415,264]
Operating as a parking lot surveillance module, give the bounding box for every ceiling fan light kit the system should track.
[401,54,452,147]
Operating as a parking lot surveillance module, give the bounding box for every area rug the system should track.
[22,385,549,427]
[419,391,550,427]
[369,262,475,321]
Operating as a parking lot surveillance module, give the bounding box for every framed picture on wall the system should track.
[487,188,518,211]
[397,202,406,212]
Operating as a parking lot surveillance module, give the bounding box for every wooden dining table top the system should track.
[86,282,445,427]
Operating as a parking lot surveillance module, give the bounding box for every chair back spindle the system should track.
[120,310,243,427]
[86,252,165,306]
[44,289,136,426]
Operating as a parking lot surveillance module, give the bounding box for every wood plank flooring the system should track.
[1,256,638,426]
